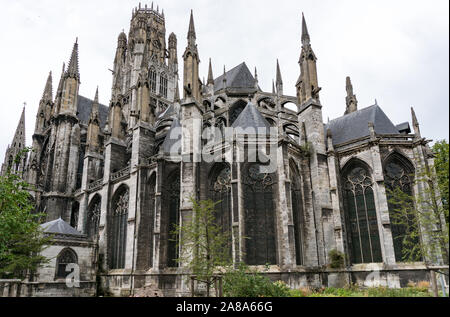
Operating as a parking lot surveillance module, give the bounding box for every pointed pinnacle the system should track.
[42,71,53,100]
[66,39,80,80]
[94,86,99,103]
[346,76,353,96]
[411,107,418,126]
[272,80,276,94]
[276,59,283,85]
[187,9,196,40]
[207,58,214,85]
[302,12,310,44]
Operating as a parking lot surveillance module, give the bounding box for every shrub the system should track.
[222,263,291,297]
[328,249,345,269]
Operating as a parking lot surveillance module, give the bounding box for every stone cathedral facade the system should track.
[1,5,447,297]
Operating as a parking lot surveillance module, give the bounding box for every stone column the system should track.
[275,142,296,268]
[367,136,396,265]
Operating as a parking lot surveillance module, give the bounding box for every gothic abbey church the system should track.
[1,4,446,296]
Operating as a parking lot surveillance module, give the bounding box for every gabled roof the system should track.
[214,62,256,93]
[231,102,271,130]
[40,218,83,236]
[326,104,399,146]
[77,95,108,128]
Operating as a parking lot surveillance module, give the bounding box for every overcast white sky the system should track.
[0,0,448,159]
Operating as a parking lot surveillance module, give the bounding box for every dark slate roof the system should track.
[40,218,83,236]
[326,105,399,145]
[396,122,411,134]
[231,102,271,130]
[214,62,256,92]
[77,95,109,128]
[162,118,182,155]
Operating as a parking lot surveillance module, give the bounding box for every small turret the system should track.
[59,39,80,116]
[168,32,178,73]
[296,13,321,105]
[66,38,80,81]
[35,71,53,133]
[87,87,100,152]
[345,76,358,115]
[183,10,201,100]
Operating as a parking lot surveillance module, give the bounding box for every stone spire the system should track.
[183,10,200,100]
[89,87,99,123]
[207,58,214,85]
[272,80,275,94]
[254,67,259,90]
[222,65,227,87]
[66,38,80,80]
[344,76,358,115]
[187,9,196,44]
[14,106,26,150]
[42,71,53,101]
[411,107,421,138]
[301,12,310,45]
[56,63,65,97]
[276,59,283,95]
[87,87,100,151]
[296,13,320,105]
[1,106,26,175]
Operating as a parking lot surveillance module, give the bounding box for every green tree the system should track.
[432,140,449,221]
[387,144,449,263]
[172,198,232,297]
[0,148,49,279]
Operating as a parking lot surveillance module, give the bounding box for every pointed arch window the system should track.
[87,195,101,239]
[229,100,247,126]
[209,164,232,253]
[70,202,80,229]
[109,186,129,269]
[384,155,420,262]
[290,163,304,265]
[243,164,277,265]
[342,163,382,264]
[149,68,157,93]
[55,248,78,279]
[137,173,156,270]
[166,171,180,268]
[159,72,168,98]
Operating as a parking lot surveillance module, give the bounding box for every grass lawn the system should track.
[288,283,448,297]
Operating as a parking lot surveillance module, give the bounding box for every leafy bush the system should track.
[328,249,345,269]
[222,263,290,297]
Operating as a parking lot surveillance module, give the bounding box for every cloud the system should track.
[0,0,448,160]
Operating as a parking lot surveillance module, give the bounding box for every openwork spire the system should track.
[66,38,80,80]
